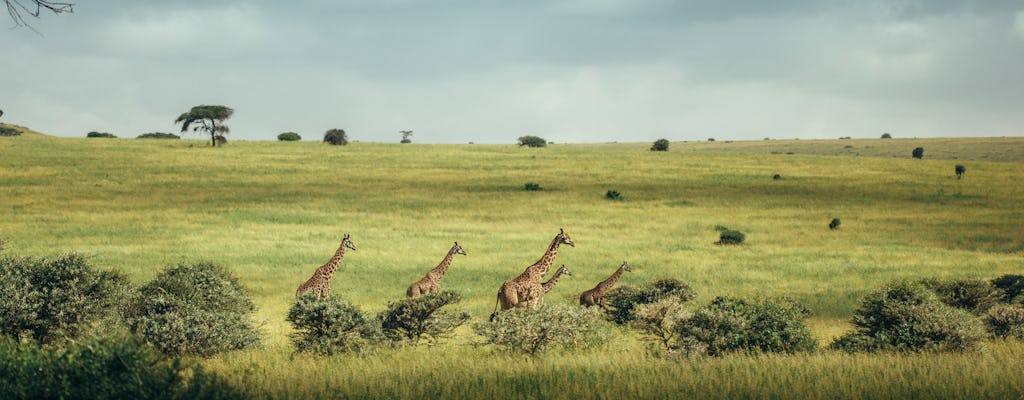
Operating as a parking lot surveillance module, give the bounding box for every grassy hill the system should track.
[2,132,1023,398]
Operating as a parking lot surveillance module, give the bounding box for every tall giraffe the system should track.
[490,228,575,321]
[295,234,356,299]
[536,265,572,306]
[406,242,467,297]
[579,261,631,309]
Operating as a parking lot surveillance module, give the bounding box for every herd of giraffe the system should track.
[294,229,631,320]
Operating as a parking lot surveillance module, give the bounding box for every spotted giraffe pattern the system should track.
[580,261,631,309]
[407,242,466,297]
[295,234,356,299]
[490,229,575,321]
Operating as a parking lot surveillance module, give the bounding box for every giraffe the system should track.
[489,228,575,321]
[536,265,572,306]
[579,261,631,309]
[406,242,467,297]
[295,234,356,299]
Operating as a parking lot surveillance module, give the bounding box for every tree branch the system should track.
[6,0,74,30]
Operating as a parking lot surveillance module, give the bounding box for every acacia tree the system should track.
[5,0,73,29]
[175,105,233,147]
[400,130,413,144]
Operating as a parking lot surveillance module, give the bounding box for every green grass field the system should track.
[2,127,1023,398]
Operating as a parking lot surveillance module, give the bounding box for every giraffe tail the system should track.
[489,291,501,322]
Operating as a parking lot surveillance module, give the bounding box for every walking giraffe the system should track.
[579,261,631,309]
[490,228,575,321]
[536,265,572,306]
[406,242,467,297]
[295,234,356,299]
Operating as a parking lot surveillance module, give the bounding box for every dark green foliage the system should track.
[0,126,20,136]
[378,291,470,345]
[474,304,610,355]
[983,303,1024,339]
[0,335,244,400]
[517,135,547,148]
[136,132,180,139]
[918,278,1002,314]
[605,190,622,200]
[277,132,302,141]
[955,164,966,179]
[881,133,892,139]
[287,295,381,355]
[122,261,261,357]
[323,128,348,145]
[650,138,670,151]
[400,130,413,143]
[831,280,987,353]
[674,296,816,356]
[716,229,745,245]
[175,105,233,147]
[991,274,1024,304]
[772,174,782,180]
[912,147,924,159]
[629,298,692,355]
[0,253,129,344]
[605,278,697,324]
[524,182,542,191]
[86,131,117,138]
[829,218,841,230]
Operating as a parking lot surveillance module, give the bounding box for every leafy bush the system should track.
[323,128,348,145]
[0,335,244,399]
[605,278,696,324]
[955,164,966,179]
[136,132,180,139]
[524,182,542,191]
[983,303,1024,339]
[829,218,841,230]
[912,147,924,159]
[630,298,692,355]
[918,278,1002,314]
[0,253,129,344]
[122,261,261,357]
[517,135,547,148]
[650,138,670,151]
[881,133,892,139]
[674,296,817,356]
[0,126,20,136]
[277,132,302,141]
[86,131,117,138]
[378,291,470,345]
[831,280,987,353]
[474,304,610,355]
[605,190,622,200]
[716,230,745,245]
[287,295,381,355]
[991,274,1024,304]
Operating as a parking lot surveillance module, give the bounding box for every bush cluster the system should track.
[0,126,20,136]
[675,296,817,356]
[912,147,925,159]
[277,132,302,141]
[984,303,1024,339]
[605,190,622,200]
[323,128,348,145]
[474,304,610,355]
[86,131,117,138]
[650,138,670,151]
[136,132,180,139]
[287,295,381,355]
[992,274,1024,304]
[716,230,746,245]
[122,261,261,357]
[605,278,696,324]
[524,182,542,191]
[0,253,129,344]
[378,291,471,345]
[517,135,547,148]
[918,278,1002,315]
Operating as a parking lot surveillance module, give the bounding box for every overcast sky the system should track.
[3,0,1023,143]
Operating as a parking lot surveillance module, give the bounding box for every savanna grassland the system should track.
[2,127,1023,398]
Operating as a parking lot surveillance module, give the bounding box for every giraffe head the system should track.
[557,228,575,247]
[555,265,572,277]
[452,242,467,256]
[620,261,632,272]
[341,234,356,251]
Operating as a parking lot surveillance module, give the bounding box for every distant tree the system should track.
[517,135,547,148]
[955,165,966,179]
[5,0,73,30]
[400,130,413,144]
[86,131,116,138]
[707,138,715,142]
[136,132,179,139]
[277,132,301,141]
[174,105,233,147]
[0,109,3,118]
[912,147,924,159]
[650,138,670,151]
[881,133,892,139]
[829,218,841,230]
[323,128,348,146]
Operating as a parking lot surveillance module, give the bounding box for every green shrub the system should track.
[122,261,261,357]
[829,218,841,230]
[0,335,244,399]
[277,132,302,141]
[136,132,180,139]
[650,138,670,151]
[0,126,20,136]
[517,135,547,148]
[918,278,1002,314]
[881,133,892,139]
[474,304,611,355]
[605,190,622,200]
[992,274,1024,304]
[831,280,987,353]
[86,131,117,138]
[524,182,542,191]
[0,253,129,344]
[378,291,470,345]
[674,296,817,356]
[912,147,924,159]
[955,164,966,179]
[605,278,696,324]
[323,128,348,145]
[630,298,692,355]
[983,303,1024,339]
[716,230,745,245]
[287,295,381,355]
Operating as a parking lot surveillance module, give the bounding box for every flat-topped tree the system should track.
[175,105,234,147]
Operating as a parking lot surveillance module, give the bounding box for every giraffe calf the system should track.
[580,261,631,309]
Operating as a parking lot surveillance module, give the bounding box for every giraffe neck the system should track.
[319,245,347,279]
[542,269,567,291]
[530,236,562,277]
[429,248,458,278]
[598,268,626,292]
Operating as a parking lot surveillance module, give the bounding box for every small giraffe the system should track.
[490,228,575,321]
[406,242,467,297]
[536,265,572,306]
[295,234,356,299]
[579,261,631,309]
